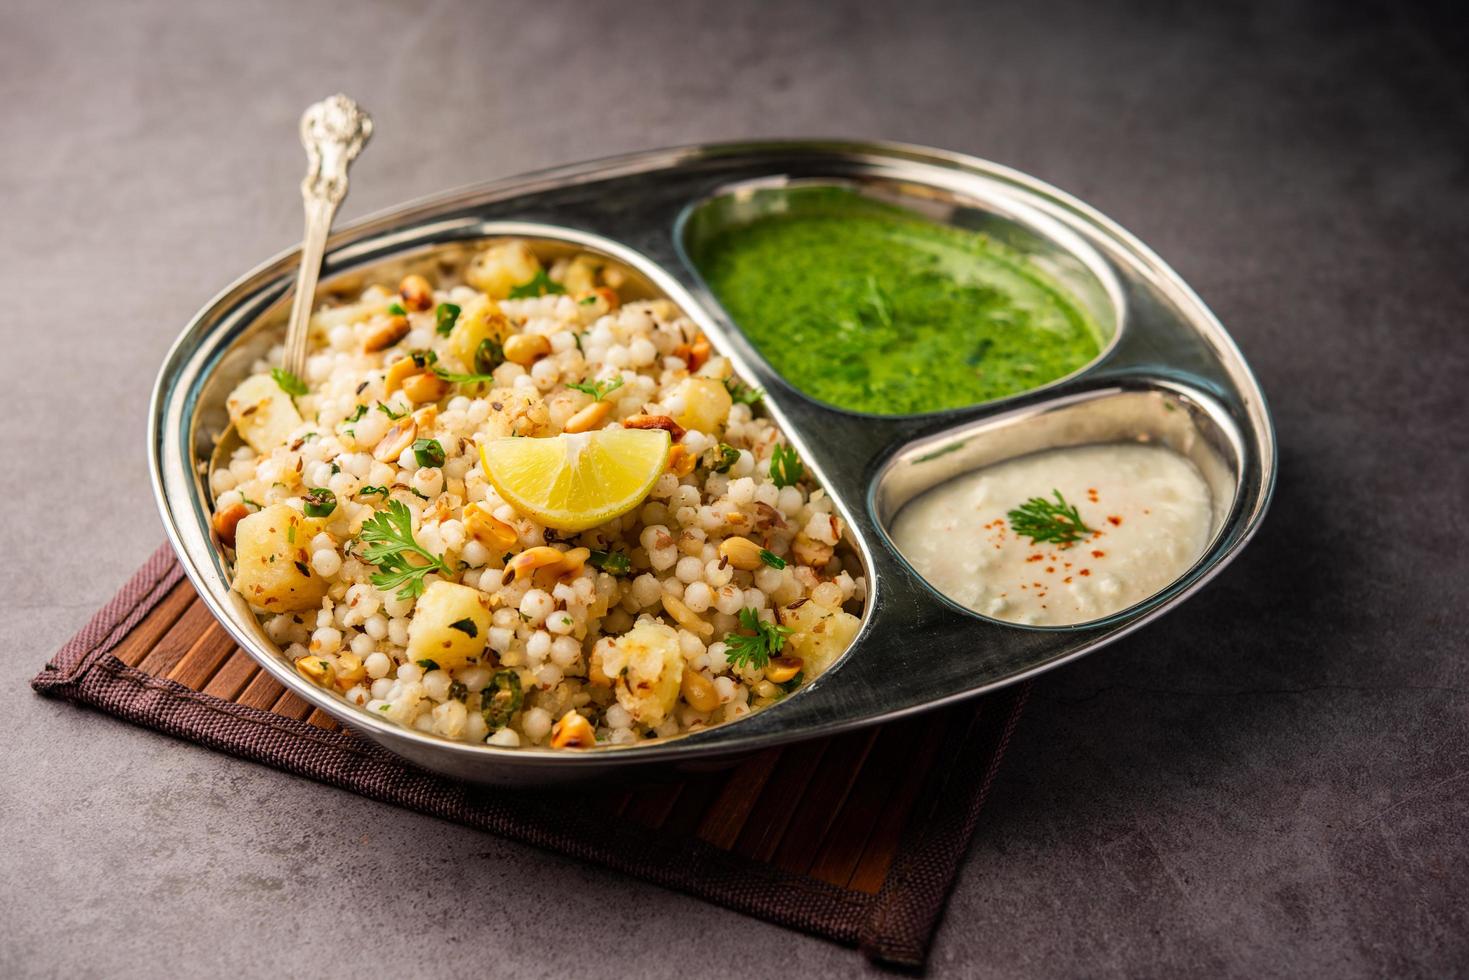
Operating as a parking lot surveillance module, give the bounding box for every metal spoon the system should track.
[208,95,373,490]
[282,93,373,377]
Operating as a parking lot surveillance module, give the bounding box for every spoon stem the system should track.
[281,94,373,378]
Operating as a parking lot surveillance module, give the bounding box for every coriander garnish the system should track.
[357,499,451,600]
[270,367,308,398]
[387,302,407,317]
[758,549,787,570]
[1007,490,1092,547]
[434,302,461,336]
[723,608,793,672]
[507,269,565,299]
[769,443,803,489]
[412,438,445,468]
[588,549,632,576]
[565,377,624,401]
[723,377,763,405]
[303,487,337,518]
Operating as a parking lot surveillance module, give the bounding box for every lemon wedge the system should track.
[479,428,671,532]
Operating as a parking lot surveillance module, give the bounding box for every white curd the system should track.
[891,443,1214,626]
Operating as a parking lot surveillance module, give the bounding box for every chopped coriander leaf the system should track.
[330,463,340,475]
[578,295,597,305]
[416,659,441,671]
[723,377,763,405]
[346,401,368,421]
[303,487,337,518]
[758,549,787,570]
[238,494,260,509]
[433,366,497,384]
[705,443,740,473]
[376,402,405,420]
[448,681,469,702]
[769,443,804,488]
[377,704,390,712]
[286,524,296,544]
[407,487,430,501]
[408,349,438,369]
[723,607,793,672]
[1007,489,1092,547]
[588,549,632,576]
[448,618,478,638]
[358,485,389,497]
[507,269,566,299]
[271,367,309,397]
[357,499,451,599]
[777,670,805,695]
[434,302,462,337]
[412,438,446,468]
[565,377,625,401]
[388,302,407,316]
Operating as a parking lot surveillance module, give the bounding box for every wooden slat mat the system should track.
[32,545,1029,969]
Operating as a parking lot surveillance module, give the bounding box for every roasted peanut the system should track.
[464,502,518,551]
[764,655,804,685]
[362,315,410,353]
[623,414,686,441]
[563,399,611,434]
[332,653,366,691]
[503,333,551,365]
[295,655,335,687]
[503,546,568,582]
[666,444,696,477]
[680,670,719,712]
[550,710,596,749]
[384,356,420,395]
[212,502,250,547]
[398,273,434,312]
[793,531,834,568]
[401,372,450,404]
[718,536,765,571]
[661,592,713,637]
[373,419,417,462]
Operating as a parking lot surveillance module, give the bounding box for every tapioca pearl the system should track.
[550,636,581,668]
[727,478,756,506]
[328,472,359,499]
[309,627,342,655]
[522,707,553,742]
[678,630,706,661]
[422,670,452,701]
[652,472,679,499]
[388,618,410,647]
[754,566,783,594]
[370,678,394,700]
[730,451,755,478]
[753,482,779,507]
[461,539,489,568]
[674,556,704,585]
[488,727,521,747]
[411,467,442,498]
[349,632,376,658]
[777,486,804,517]
[382,591,414,619]
[488,626,514,654]
[396,662,423,684]
[518,589,554,625]
[364,651,392,680]
[525,630,553,666]
[713,585,744,616]
[363,614,389,641]
[704,560,733,588]
[742,587,767,610]
[354,411,389,447]
[545,610,576,635]
[627,337,657,367]
[535,665,563,688]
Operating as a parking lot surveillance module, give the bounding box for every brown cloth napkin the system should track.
[32,544,1028,969]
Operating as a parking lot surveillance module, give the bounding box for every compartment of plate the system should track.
[872,381,1242,628]
[675,177,1124,416]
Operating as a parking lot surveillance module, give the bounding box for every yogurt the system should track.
[891,443,1214,626]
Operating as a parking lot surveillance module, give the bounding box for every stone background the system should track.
[2,1,1464,976]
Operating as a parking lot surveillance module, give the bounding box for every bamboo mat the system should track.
[33,544,1028,968]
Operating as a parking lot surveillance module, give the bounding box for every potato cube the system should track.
[231,504,328,612]
[445,295,509,369]
[465,241,542,300]
[592,620,683,727]
[405,581,492,671]
[673,378,732,436]
[778,600,861,675]
[226,373,302,453]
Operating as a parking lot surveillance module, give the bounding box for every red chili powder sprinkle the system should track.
[1027,554,1044,563]
[1045,566,1055,574]
[1091,550,1105,559]
[1063,576,1073,584]
[1107,516,1122,526]
[1079,569,1091,576]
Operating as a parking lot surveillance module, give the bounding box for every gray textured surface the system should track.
[3,0,1466,976]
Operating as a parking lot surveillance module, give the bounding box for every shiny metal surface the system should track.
[284,94,373,378]
[149,140,1276,783]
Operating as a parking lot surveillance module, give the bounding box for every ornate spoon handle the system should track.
[282,94,373,377]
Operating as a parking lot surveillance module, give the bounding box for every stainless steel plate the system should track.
[150,140,1275,783]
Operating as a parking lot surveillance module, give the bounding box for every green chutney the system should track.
[692,188,1103,415]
